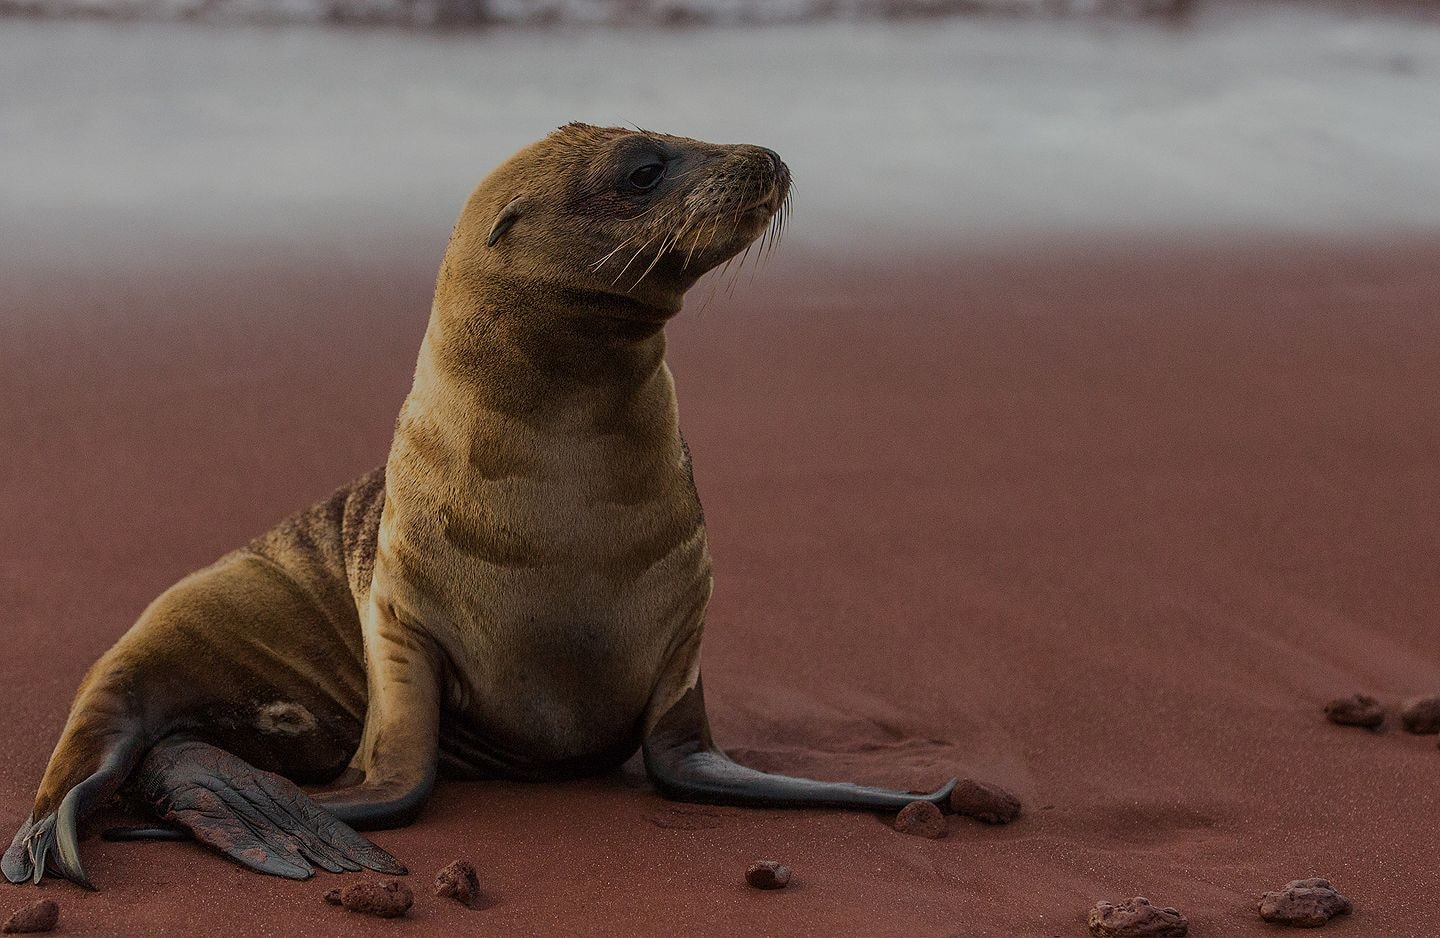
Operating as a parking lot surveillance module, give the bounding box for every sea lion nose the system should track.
[759,148,783,172]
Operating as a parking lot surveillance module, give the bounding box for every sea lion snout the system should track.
[716,144,791,215]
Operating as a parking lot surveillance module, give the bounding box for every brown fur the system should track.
[13,124,791,865]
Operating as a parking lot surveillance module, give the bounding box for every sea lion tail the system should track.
[3,671,151,889]
[128,738,406,880]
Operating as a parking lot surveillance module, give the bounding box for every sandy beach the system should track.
[4,239,1439,934]
[4,7,1440,936]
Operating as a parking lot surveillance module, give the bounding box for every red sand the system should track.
[3,239,1439,935]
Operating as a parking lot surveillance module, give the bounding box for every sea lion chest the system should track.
[377,382,710,764]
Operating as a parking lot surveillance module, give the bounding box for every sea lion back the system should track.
[247,465,387,616]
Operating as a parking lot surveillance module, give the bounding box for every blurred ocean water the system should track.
[1,4,1437,274]
[0,0,1186,26]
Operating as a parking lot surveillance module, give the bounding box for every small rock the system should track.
[949,777,1022,824]
[435,859,482,907]
[1258,878,1352,927]
[2,899,60,934]
[1400,696,1440,734]
[322,888,343,906]
[1088,897,1188,937]
[745,859,791,890]
[894,800,946,838]
[334,879,414,918]
[1324,694,1384,729]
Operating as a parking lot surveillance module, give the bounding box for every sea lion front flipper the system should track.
[643,676,957,812]
[135,738,406,879]
[308,596,442,831]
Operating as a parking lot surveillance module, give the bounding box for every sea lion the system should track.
[5,123,955,888]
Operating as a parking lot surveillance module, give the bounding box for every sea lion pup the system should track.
[5,123,955,888]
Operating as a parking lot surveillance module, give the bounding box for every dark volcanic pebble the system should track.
[322,888,343,906]
[435,859,482,907]
[333,879,414,918]
[745,860,792,890]
[949,777,1022,824]
[894,800,946,838]
[2,899,60,934]
[1400,696,1440,734]
[1258,878,1352,927]
[1324,693,1385,729]
[1088,897,1189,937]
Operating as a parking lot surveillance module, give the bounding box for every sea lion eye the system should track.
[628,163,665,191]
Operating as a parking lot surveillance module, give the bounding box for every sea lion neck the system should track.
[426,274,674,398]
[387,273,687,539]
[417,270,679,429]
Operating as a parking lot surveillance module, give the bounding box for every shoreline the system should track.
[0,0,1201,30]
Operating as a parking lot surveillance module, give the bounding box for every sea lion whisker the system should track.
[619,199,682,223]
[610,215,679,285]
[762,214,779,263]
[683,222,709,270]
[591,235,638,272]
[678,206,717,269]
[752,224,773,283]
[630,230,682,291]
[614,212,686,288]
[726,240,755,298]
[702,214,723,253]
[592,201,680,270]
[695,253,737,316]
[612,243,654,286]
[718,202,751,296]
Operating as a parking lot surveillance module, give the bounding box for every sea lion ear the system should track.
[487,196,526,247]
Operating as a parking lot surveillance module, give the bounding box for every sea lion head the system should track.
[438,123,791,321]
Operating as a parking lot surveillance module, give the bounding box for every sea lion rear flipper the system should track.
[4,713,151,889]
[643,676,957,812]
[3,808,90,890]
[135,738,406,879]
